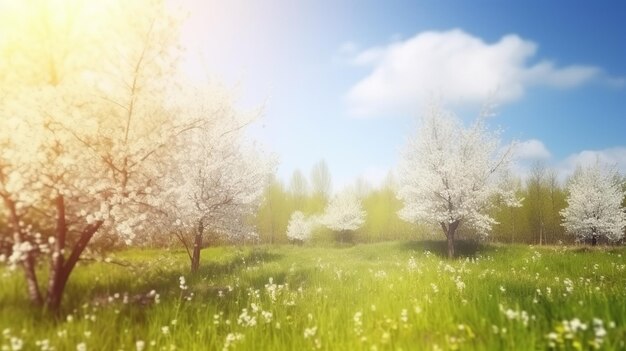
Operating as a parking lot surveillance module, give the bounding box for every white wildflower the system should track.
[179,276,188,290]
[136,340,146,351]
[304,326,317,339]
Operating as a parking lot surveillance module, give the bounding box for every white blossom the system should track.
[135,340,146,351]
[397,103,518,256]
[320,191,366,232]
[159,85,274,265]
[560,161,626,243]
[0,0,193,306]
[286,211,316,242]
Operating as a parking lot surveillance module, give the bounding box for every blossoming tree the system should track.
[560,162,626,245]
[165,87,273,273]
[0,0,195,310]
[320,191,366,243]
[397,104,518,258]
[286,211,315,243]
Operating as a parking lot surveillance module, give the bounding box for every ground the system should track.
[1,241,625,350]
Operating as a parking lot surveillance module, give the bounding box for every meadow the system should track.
[1,242,625,350]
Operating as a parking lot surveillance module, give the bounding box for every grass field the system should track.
[1,241,625,350]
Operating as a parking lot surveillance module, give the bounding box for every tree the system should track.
[286,211,315,243]
[560,162,626,245]
[289,169,309,207]
[321,191,366,243]
[490,175,525,243]
[362,186,420,242]
[166,86,273,273]
[545,169,567,243]
[0,0,191,311]
[526,163,548,245]
[256,176,291,244]
[397,104,518,258]
[622,176,626,209]
[310,160,332,199]
[352,176,372,198]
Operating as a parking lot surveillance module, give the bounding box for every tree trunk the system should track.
[510,207,516,244]
[268,192,274,245]
[46,196,67,310]
[3,197,43,305]
[591,235,597,246]
[45,220,103,312]
[447,231,455,258]
[441,220,460,258]
[191,221,204,274]
[45,270,68,312]
[22,256,42,305]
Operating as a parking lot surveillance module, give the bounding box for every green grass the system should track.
[1,241,626,350]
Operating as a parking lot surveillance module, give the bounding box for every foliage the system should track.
[360,176,424,242]
[561,162,626,244]
[159,86,273,272]
[285,211,315,242]
[289,170,309,199]
[321,191,366,232]
[0,0,189,309]
[310,160,332,199]
[397,103,518,256]
[255,176,292,244]
[255,161,332,244]
[490,165,568,245]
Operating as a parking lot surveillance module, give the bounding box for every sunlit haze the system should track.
[2,2,626,349]
[178,0,625,191]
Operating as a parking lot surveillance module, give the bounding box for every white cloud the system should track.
[557,147,626,180]
[510,139,552,181]
[338,41,359,55]
[351,46,387,66]
[516,139,551,160]
[510,143,626,183]
[524,62,599,89]
[345,29,603,116]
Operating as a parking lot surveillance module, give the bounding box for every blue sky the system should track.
[181,0,626,190]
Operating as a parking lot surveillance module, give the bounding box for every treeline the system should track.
[489,164,568,244]
[255,171,424,244]
[255,162,625,245]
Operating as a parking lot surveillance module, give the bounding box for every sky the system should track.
[179,0,626,191]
